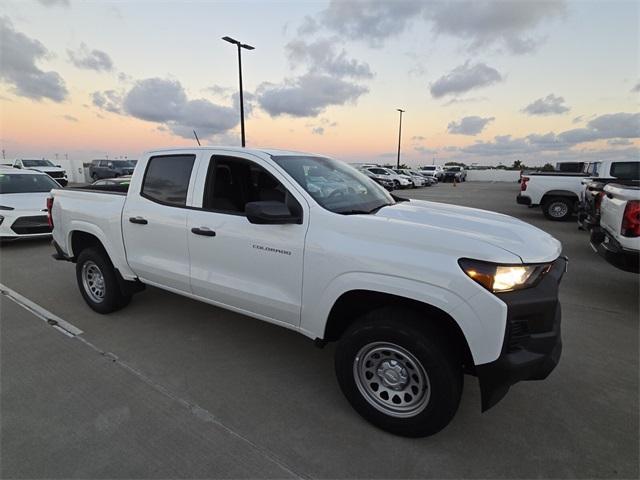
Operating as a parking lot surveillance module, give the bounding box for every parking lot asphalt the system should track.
[1,181,638,478]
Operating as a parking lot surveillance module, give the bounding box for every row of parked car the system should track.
[516,158,639,273]
[355,165,467,190]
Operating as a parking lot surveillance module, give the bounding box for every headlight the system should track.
[458,258,551,293]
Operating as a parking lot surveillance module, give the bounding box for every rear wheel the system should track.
[76,247,131,313]
[335,308,462,437]
[543,196,573,221]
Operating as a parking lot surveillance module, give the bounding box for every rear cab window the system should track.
[610,162,640,180]
[141,154,196,207]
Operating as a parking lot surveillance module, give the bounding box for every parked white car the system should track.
[590,183,639,272]
[50,146,565,437]
[364,167,411,189]
[395,169,427,187]
[13,158,68,186]
[0,167,59,240]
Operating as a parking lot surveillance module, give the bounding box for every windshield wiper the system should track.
[339,203,393,215]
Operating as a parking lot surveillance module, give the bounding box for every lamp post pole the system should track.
[222,36,254,147]
[396,108,405,169]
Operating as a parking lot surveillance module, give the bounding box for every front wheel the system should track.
[542,196,573,221]
[76,247,131,313]
[335,308,462,437]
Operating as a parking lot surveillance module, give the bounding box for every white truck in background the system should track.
[590,183,640,273]
[518,159,640,221]
[49,146,566,437]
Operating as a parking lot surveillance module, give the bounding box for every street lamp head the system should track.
[397,108,405,113]
[240,43,255,50]
[222,36,239,45]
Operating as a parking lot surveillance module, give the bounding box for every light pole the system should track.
[222,36,254,148]
[396,108,405,169]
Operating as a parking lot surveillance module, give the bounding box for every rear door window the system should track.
[141,155,196,207]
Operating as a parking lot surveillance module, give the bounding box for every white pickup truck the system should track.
[50,147,565,437]
[590,183,640,273]
[518,159,640,221]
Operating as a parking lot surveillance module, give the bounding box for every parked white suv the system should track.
[13,159,68,186]
[50,146,565,437]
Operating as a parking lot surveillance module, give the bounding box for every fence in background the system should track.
[466,170,520,182]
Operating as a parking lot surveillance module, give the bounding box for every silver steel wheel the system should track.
[353,342,430,418]
[81,261,105,303]
[548,201,569,218]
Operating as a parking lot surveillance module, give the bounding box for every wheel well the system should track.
[70,231,104,260]
[324,290,474,370]
[541,191,578,204]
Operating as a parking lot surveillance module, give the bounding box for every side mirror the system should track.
[56,164,61,168]
[245,201,301,225]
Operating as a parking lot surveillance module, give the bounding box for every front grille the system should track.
[11,215,51,235]
[48,172,64,179]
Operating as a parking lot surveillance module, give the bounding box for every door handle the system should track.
[129,216,148,225]
[191,227,216,237]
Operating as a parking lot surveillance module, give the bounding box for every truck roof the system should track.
[146,146,323,158]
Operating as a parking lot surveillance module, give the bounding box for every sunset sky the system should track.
[1,0,638,167]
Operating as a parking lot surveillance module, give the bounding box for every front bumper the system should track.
[0,211,52,239]
[475,256,566,411]
[591,228,639,273]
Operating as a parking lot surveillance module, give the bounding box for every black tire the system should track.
[393,180,400,189]
[335,307,463,437]
[542,196,573,221]
[76,247,131,313]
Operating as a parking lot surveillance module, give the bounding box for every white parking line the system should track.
[0,283,83,337]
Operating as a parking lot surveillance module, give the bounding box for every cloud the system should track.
[522,94,570,115]
[457,112,640,157]
[92,90,123,114]
[447,115,494,135]
[36,0,69,6]
[608,138,632,146]
[415,146,438,155]
[61,114,78,122]
[68,43,114,72]
[572,115,583,124]
[426,1,566,54]
[121,78,238,139]
[442,96,489,106]
[430,61,502,98]
[286,38,373,79]
[205,84,233,97]
[631,81,640,93]
[319,0,423,48]
[312,126,325,135]
[412,135,426,141]
[313,0,564,53]
[257,73,368,117]
[0,17,68,102]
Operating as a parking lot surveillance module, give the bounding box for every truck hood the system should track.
[376,200,562,263]
[0,192,50,211]
[28,166,65,174]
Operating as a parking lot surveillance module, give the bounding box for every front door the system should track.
[187,154,307,326]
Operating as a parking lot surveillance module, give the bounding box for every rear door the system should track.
[186,151,308,326]
[122,153,198,292]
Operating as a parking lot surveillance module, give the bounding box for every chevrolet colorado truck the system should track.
[49,147,565,437]
[590,183,640,273]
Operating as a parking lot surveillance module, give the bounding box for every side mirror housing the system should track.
[245,201,301,225]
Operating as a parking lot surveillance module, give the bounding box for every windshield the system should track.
[22,159,55,167]
[445,166,461,172]
[271,156,395,214]
[422,166,435,171]
[112,160,136,167]
[0,173,60,193]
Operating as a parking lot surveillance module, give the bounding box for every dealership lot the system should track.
[1,182,638,478]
